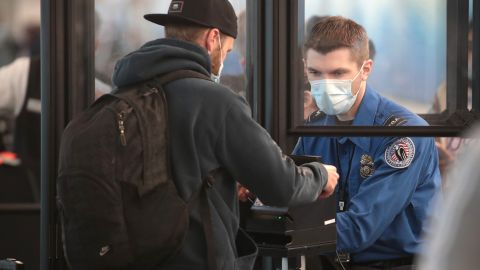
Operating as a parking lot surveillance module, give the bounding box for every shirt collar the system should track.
[338,85,381,151]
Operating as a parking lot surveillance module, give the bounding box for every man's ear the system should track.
[205,28,221,55]
[361,59,373,81]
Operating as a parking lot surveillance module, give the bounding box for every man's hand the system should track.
[304,90,319,120]
[237,183,252,203]
[319,164,339,199]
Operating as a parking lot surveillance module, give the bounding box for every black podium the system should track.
[244,155,337,270]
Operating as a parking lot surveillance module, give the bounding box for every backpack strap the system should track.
[187,168,224,270]
[142,70,211,194]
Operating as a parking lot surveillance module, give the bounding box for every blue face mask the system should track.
[211,35,224,84]
[310,64,364,115]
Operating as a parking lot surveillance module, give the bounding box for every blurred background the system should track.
[0,0,40,65]
[94,0,247,96]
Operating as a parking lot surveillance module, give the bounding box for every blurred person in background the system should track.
[0,9,111,201]
[0,0,41,203]
[0,27,19,66]
[0,30,41,203]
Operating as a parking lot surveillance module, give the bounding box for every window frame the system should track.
[41,0,95,269]
[272,0,479,143]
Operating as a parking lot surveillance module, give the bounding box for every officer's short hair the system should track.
[165,24,227,44]
[304,16,369,67]
[305,15,329,39]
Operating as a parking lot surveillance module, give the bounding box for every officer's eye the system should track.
[333,71,345,77]
[308,69,320,76]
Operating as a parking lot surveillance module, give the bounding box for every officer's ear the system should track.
[361,59,373,81]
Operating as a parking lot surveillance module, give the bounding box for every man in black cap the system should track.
[112,0,339,269]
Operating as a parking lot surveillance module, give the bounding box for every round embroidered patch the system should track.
[384,137,415,169]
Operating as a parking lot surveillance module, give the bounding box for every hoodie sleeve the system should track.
[215,97,328,207]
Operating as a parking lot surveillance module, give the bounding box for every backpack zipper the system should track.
[117,111,129,146]
[116,87,153,146]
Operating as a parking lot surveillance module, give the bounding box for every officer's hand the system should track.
[319,164,339,199]
[304,90,319,120]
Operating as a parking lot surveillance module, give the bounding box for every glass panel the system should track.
[95,0,247,97]
[301,0,447,127]
[437,0,475,183]
[222,1,248,97]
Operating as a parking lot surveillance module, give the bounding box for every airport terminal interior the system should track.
[0,0,478,269]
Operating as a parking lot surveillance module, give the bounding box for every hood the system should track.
[112,38,212,87]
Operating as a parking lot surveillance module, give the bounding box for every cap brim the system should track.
[144,14,211,28]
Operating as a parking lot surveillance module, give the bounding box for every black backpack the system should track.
[57,70,219,270]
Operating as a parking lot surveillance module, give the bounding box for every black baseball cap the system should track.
[144,0,238,38]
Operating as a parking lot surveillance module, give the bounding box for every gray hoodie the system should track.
[112,38,328,270]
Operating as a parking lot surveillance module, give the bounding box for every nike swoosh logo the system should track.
[99,245,111,256]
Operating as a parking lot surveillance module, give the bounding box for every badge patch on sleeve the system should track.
[385,137,415,169]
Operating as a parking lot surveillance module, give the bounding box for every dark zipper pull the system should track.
[118,112,127,146]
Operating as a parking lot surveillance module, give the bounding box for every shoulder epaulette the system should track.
[383,115,407,127]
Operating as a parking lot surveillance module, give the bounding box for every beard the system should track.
[210,45,222,75]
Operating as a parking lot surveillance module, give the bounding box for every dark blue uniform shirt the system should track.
[293,86,441,262]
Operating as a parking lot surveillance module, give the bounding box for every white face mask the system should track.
[211,35,224,84]
[310,63,364,115]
